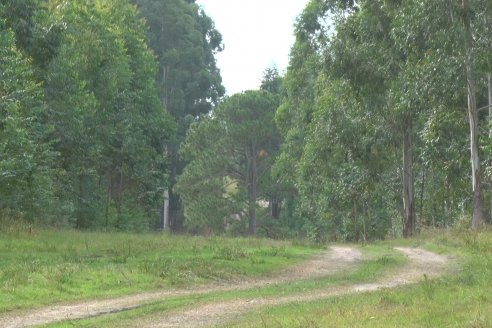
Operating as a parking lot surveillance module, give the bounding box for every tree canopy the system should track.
[177,89,280,235]
[0,0,226,231]
[2,0,492,240]
[272,0,492,240]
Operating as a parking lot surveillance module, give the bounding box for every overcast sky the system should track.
[196,0,309,95]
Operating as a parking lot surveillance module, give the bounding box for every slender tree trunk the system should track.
[487,7,492,224]
[76,174,89,229]
[402,123,415,237]
[352,192,359,242]
[247,145,257,235]
[419,168,425,225]
[160,37,169,228]
[116,166,124,228]
[270,197,280,219]
[362,202,368,243]
[489,73,492,223]
[463,0,485,229]
[160,61,171,231]
[163,189,170,230]
[105,170,112,229]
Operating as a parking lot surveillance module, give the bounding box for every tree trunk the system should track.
[163,189,170,230]
[419,168,425,225]
[489,73,492,223]
[270,197,280,219]
[352,192,360,242]
[160,59,171,231]
[362,202,368,243]
[115,166,124,228]
[402,123,415,237]
[463,0,485,229]
[247,145,257,235]
[105,170,112,229]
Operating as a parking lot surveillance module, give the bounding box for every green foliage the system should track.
[271,8,324,239]
[0,26,56,222]
[2,0,491,239]
[275,0,492,241]
[177,90,280,234]
[0,0,228,232]
[1,0,186,230]
[0,0,39,51]
[131,0,226,230]
[298,79,395,241]
[275,1,399,241]
[37,0,175,229]
[132,0,224,117]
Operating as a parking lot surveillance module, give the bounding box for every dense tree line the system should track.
[0,0,221,230]
[3,0,491,240]
[272,0,492,241]
[131,0,224,231]
[178,0,492,241]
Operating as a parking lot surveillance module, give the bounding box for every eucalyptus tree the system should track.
[484,1,492,222]
[462,0,484,228]
[470,0,492,225]
[280,0,442,238]
[394,0,492,228]
[321,1,404,236]
[0,0,62,73]
[276,1,400,239]
[259,67,284,219]
[0,25,56,221]
[177,90,279,235]
[44,0,175,229]
[131,0,224,230]
[273,0,325,229]
[298,78,394,241]
[296,0,492,236]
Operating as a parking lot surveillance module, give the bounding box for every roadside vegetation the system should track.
[0,222,320,312]
[227,229,492,328]
[3,222,492,328]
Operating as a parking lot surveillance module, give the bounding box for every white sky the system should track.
[196,0,309,95]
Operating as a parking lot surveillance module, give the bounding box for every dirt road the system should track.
[142,247,450,328]
[0,246,450,328]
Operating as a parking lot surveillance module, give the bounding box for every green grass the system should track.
[45,245,406,327]
[8,226,486,328]
[0,228,320,312]
[225,229,492,328]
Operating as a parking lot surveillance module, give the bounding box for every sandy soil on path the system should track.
[0,246,361,328]
[141,247,451,328]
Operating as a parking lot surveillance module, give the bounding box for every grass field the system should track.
[3,222,491,328]
[0,225,320,312]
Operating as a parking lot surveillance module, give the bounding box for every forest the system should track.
[2,1,492,326]
[1,0,492,242]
